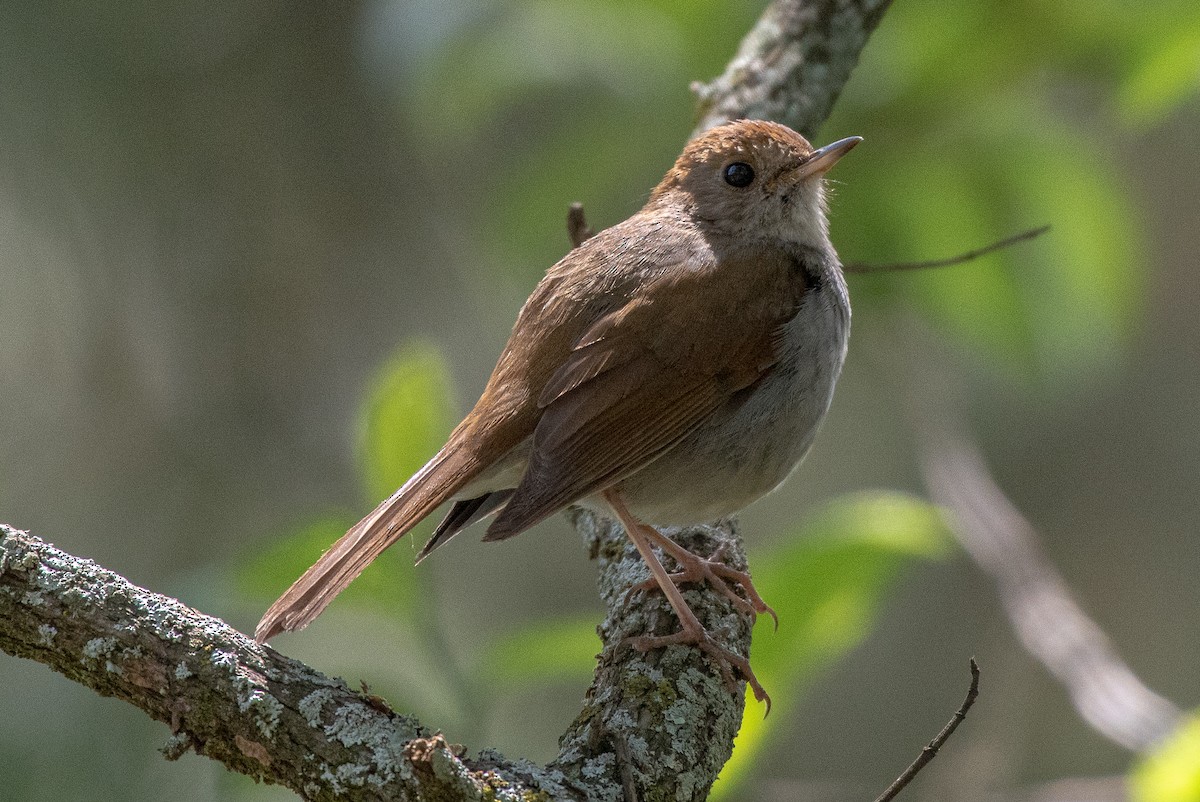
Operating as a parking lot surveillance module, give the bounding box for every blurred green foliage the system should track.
[483,615,601,687]
[359,341,456,503]
[242,343,454,651]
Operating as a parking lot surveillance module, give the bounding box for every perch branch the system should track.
[0,520,755,800]
[0,524,547,800]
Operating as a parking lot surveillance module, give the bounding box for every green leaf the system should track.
[1131,713,1200,802]
[359,340,455,503]
[483,616,602,686]
[1119,25,1200,125]
[711,492,952,799]
[974,101,1143,380]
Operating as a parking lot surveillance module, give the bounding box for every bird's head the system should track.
[652,119,860,249]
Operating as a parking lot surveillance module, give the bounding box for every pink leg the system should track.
[634,528,778,630]
[604,490,770,710]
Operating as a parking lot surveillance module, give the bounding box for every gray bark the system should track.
[693,0,892,138]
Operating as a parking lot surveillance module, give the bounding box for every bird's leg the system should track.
[603,489,770,709]
[631,525,778,630]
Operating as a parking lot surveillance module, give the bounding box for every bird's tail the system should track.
[254,446,474,643]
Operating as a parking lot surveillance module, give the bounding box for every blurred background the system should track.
[1,0,1198,799]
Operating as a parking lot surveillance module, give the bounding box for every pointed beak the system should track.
[795,136,862,179]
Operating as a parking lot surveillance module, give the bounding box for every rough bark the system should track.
[693,0,892,137]
[0,518,752,800]
[0,0,891,798]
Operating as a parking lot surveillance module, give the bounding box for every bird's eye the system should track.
[722,162,755,188]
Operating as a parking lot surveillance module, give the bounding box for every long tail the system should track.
[255,446,474,642]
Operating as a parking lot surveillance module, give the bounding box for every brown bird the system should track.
[255,120,859,704]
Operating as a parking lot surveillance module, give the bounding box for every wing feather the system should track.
[485,246,807,540]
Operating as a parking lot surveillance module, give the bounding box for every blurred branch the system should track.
[566,202,595,249]
[843,225,1050,274]
[693,0,893,137]
[908,380,1181,752]
[874,659,981,802]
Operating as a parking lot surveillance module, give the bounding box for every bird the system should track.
[256,119,859,705]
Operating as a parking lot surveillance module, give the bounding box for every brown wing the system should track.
[484,244,807,540]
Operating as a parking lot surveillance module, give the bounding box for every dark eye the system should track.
[722,162,755,188]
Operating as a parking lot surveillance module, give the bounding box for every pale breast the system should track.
[611,250,850,525]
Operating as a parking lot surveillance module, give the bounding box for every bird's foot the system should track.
[634,541,778,629]
[623,625,771,713]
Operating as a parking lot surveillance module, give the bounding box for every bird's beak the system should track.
[795,136,862,179]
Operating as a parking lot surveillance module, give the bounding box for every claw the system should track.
[633,537,778,630]
[623,628,772,715]
[602,490,774,714]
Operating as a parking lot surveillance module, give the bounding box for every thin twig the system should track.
[567,202,595,249]
[873,659,981,802]
[843,225,1050,274]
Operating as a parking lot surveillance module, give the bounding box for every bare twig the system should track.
[567,202,595,248]
[873,659,981,802]
[844,225,1050,274]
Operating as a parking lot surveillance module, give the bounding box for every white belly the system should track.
[605,271,850,524]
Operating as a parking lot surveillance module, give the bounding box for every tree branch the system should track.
[0,524,540,800]
[0,519,754,800]
[692,0,893,137]
[916,432,1181,751]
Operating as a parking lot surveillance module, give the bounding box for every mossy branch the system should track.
[0,518,752,800]
[693,0,892,138]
